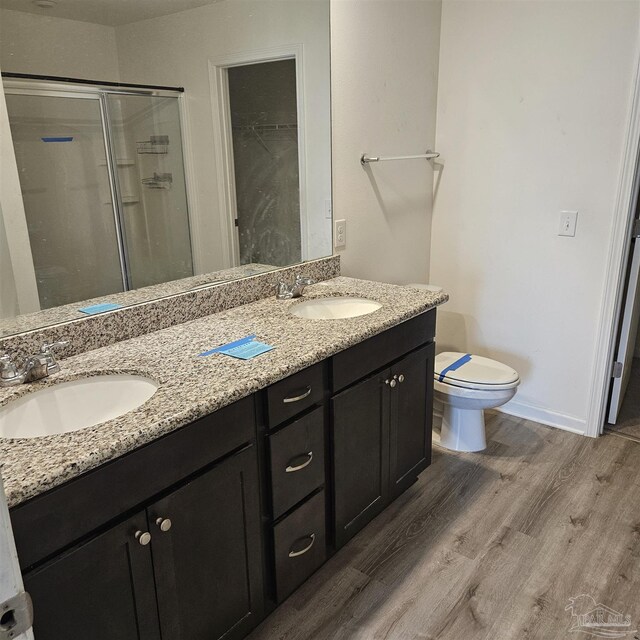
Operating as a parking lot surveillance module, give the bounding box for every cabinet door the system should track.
[149,446,264,640]
[24,512,160,640]
[389,343,434,498]
[332,369,390,548]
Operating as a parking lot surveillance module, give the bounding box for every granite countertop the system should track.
[0,277,448,508]
[0,263,276,338]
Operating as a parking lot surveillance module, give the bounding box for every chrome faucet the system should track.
[276,274,315,300]
[0,341,69,387]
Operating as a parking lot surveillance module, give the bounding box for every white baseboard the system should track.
[496,399,587,436]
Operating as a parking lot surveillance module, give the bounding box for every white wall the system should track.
[0,62,40,316]
[0,202,18,320]
[431,0,640,433]
[0,9,120,81]
[331,0,441,285]
[115,0,331,274]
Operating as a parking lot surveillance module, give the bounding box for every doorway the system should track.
[606,160,640,441]
[227,59,301,267]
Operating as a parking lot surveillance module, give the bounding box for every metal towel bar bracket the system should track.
[360,150,440,165]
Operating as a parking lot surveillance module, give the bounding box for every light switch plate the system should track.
[558,211,578,237]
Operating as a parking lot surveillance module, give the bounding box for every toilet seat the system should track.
[433,352,520,453]
[434,352,519,392]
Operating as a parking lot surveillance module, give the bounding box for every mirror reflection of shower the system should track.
[228,59,301,267]
[4,81,193,310]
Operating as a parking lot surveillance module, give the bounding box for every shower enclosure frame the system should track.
[1,74,193,295]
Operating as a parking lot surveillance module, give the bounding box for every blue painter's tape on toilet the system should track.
[438,353,472,382]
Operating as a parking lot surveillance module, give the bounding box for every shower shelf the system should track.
[142,172,172,189]
[103,195,140,205]
[137,135,169,155]
[232,123,297,131]
[98,158,135,166]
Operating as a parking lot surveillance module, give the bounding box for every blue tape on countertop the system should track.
[79,302,124,315]
[41,137,73,142]
[438,353,472,382]
[199,334,256,357]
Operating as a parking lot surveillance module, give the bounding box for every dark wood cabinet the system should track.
[150,446,264,640]
[389,343,434,498]
[332,340,435,548]
[266,362,325,427]
[25,446,264,640]
[332,369,391,548]
[268,406,325,519]
[273,490,326,602]
[16,310,437,640]
[12,396,256,571]
[24,512,160,640]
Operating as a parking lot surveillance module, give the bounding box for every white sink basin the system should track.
[291,297,382,320]
[0,374,159,439]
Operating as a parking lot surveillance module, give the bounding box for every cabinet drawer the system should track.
[332,310,436,393]
[273,490,326,602]
[269,407,325,519]
[267,362,325,427]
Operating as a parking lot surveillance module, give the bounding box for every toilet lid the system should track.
[434,352,519,390]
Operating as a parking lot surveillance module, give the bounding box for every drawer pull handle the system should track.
[283,386,312,403]
[288,533,316,558]
[285,451,313,473]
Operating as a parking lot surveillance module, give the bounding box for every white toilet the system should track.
[406,283,520,452]
[434,352,519,452]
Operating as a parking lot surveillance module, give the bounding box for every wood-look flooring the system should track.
[606,357,640,443]
[248,410,640,640]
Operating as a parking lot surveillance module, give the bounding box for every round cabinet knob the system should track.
[135,530,152,546]
[389,379,397,388]
[156,517,172,532]
[398,374,405,383]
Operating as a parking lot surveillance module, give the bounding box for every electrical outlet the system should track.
[334,219,346,249]
[558,211,578,237]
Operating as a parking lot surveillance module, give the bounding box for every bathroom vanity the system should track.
[0,278,445,640]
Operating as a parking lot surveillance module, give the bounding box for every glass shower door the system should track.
[105,94,193,290]
[5,92,125,309]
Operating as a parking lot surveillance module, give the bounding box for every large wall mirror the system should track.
[0,0,331,337]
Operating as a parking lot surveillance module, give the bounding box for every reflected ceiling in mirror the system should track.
[0,0,331,338]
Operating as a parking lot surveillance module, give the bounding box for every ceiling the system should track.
[0,0,223,26]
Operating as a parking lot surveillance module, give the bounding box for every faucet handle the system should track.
[295,274,315,286]
[41,340,69,354]
[0,353,16,370]
[0,353,24,386]
[276,281,294,300]
[39,340,69,375]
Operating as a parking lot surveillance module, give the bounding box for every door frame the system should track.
[587,53,640,437]
[0,473,34,640]
[208,44,308,268]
